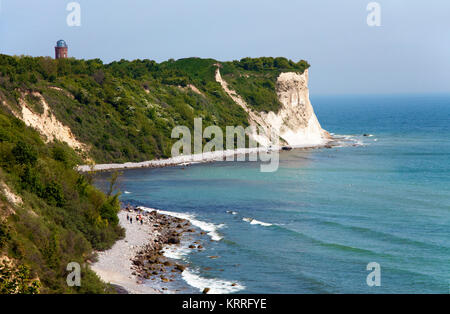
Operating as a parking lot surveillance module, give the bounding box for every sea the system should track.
[95,94,450,294]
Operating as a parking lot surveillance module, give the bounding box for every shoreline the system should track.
[90,210,160,294]
[77,142,335,173]
[91,208,198,294]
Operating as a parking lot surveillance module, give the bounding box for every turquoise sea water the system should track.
[96,94,450,293]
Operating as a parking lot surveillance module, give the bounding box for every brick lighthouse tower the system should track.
[55,40,68,59]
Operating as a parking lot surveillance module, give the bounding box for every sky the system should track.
[0,0,449,95]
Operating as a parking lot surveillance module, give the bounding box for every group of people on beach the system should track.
[127,213,144,225]
[125,205,147,225]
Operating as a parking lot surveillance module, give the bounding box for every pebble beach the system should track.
[91,207,203,294]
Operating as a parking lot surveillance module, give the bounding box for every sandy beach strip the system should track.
[90,211,161,294]
[76,143,335,173]
[77,148,272,172]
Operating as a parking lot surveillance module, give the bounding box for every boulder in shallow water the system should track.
[202,288,210,294]
[175,264,186,272]
[168,237,180,244]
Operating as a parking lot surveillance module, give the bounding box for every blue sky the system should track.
[0,0,449,95]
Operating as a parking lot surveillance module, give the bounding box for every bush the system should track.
[42,182,65,207]
[0,224,11,249]
[12,141,37,165]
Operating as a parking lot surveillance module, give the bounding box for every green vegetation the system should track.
[0,110,123,293]
[0,260,40,294]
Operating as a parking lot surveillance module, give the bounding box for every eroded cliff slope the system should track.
[217,67,330,147]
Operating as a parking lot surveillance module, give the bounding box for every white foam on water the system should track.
[226,210,238,215]
[332,134,365,148]
[124,191,132,194]
[242,217,273,227]
[162,242,192,260]
[138,206,224,241]
[182,269,245,294]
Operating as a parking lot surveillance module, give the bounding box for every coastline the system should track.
[91,206,247,294]
[90,210,160,294]
[91,208,195,294]
[90,210,164,294]
[77,143,335,173]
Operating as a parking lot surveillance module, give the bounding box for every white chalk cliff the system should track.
[215,68,331,148]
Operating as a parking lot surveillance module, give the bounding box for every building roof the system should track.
[56,40,68,48]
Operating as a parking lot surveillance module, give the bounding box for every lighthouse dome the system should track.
[56,40,68,48]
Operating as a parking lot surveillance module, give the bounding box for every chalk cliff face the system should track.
[216,68,330,147]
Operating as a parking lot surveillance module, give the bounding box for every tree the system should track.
[12,141,37,165]
[38,57,57,80]
[93,70,106,85]
[274,57,290,69]
[107,171,122,197]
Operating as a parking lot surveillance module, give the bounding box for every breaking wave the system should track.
[138,206,224,241]
[182,269,245,294]
[331,134,366,147]
[242,217,273,227]
[161,241,192,260]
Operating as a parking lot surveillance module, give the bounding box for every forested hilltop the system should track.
[0,55,309,163]
[0,55,308,293]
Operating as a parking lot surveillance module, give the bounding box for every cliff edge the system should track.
[216,67,331,147]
